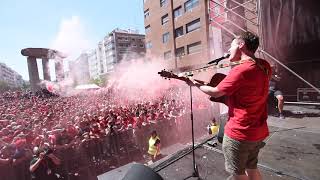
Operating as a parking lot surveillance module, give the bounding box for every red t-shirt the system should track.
[217,58,271,141]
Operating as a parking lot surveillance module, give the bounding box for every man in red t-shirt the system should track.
[188,31,271,180]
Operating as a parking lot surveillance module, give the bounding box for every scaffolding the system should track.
[208,0,320,98]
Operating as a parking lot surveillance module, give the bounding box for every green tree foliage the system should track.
[0,80,12,92]
[22,81,30,90]
[90,76,108,87]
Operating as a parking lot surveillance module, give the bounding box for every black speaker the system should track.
[122,163,163,180]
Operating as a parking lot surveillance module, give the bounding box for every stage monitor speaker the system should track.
[122,163,163,180]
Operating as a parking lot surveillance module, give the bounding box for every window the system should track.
[119,43,129,47]
[175,26,183,38]
[187,41,202,54]
[185,0,199,12]
[175,47,185,57]
[145,25,151,33]
[161,14,169,25]
[146,41,152,49]
[214,6,220,16]
[174,6,183,18]
[164,51,171,59]
[186,18,200,33]
[140,44,144,48]
[162,32,170,43]
[160,0,168,7]
[144,9,150,19]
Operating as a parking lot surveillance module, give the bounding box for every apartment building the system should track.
[73,29,146,82]
[96,28,146,76]
[0,62,24,87]
[69,53,90,84]
[143,0,210,70]
[87,49,100,79]
[143,0,261,67]
[209,0,258,54]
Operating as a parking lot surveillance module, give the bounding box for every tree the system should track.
[90,76,108,87]
[21,81,30,90]
[0,80,11,92]
[90,78,103,86]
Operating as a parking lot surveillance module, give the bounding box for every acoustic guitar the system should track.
[158,70,228,143]
[158,70,228,105]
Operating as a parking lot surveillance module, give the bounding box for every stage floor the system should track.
[99,105,320,180]
[151,105,320,180]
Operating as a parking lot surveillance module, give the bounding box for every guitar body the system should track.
[207,73,228,105]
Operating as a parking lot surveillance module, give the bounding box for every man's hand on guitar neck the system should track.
[184,77,204,87]
[185,77,226,98]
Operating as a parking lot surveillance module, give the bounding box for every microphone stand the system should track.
[183,85,200,180]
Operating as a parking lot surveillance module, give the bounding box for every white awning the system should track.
[75,84,101,90]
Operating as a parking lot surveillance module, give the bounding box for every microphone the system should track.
[207,53,230,65]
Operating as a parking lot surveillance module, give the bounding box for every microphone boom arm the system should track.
[207,53,230,65]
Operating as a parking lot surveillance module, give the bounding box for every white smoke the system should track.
[44,16,94,95]
[50,16,93,58]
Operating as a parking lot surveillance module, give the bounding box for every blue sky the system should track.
[0,0,145,80]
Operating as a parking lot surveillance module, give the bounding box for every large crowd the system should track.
[0,86,213,180]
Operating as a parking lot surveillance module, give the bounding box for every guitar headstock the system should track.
[158,69,178,79]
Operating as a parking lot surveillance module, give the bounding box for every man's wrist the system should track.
[193,81,202,88]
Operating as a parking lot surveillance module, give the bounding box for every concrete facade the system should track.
[42,58,51,81]
[21,48,66,93]
[54,58,64,81]
[69,53,90,85]
[144,0,210,70]
[0,62,24,87]
[94,28,146,77]
[26,56,41,92]
[87,49,100,79]
[143,0,257,69]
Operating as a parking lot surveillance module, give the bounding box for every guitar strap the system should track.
[251,58,270,77]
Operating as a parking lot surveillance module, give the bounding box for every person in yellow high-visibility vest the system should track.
[208,118,219,135]
[148,130,161,162]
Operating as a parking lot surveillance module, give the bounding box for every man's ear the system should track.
[238,41,245,49]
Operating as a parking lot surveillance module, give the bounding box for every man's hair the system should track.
[236,31,259,53]
[151,130,157,136]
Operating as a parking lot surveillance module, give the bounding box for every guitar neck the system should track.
[178,61,241,77]
[171,76,206,85]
